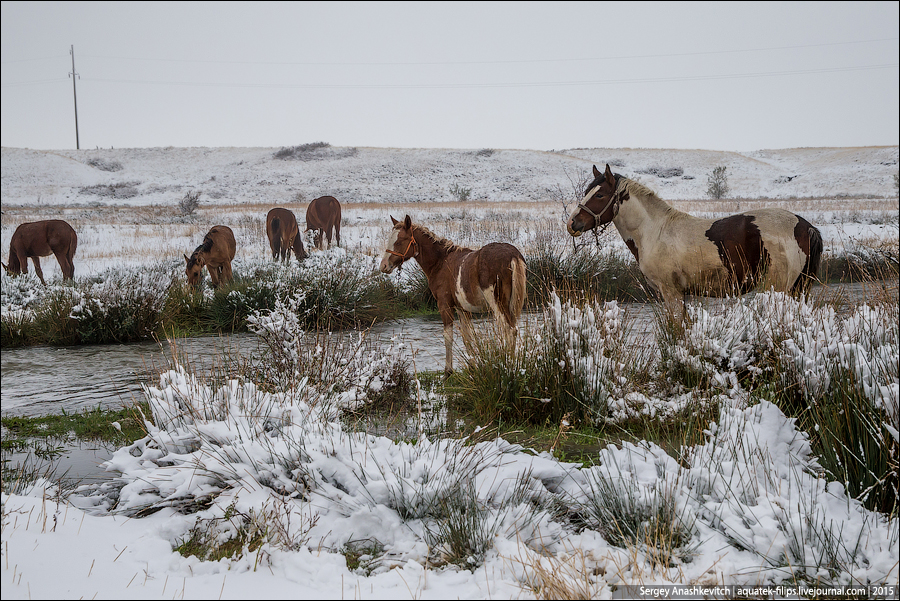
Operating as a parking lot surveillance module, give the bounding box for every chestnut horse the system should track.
[380,215,527,374]
[2,219,77,285]
[306,195,342,250]
[266,208,308,262]
[184,225,236,289]
[567,164,823,313]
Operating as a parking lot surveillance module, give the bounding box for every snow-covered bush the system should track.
[546,292,628,416]
[247,289,413,411]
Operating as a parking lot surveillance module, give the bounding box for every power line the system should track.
[75,36,899,67]
[76,63,898,91]
[0,77,68,87]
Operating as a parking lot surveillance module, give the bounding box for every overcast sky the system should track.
[2,1,898,152]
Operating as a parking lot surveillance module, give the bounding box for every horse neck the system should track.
[411,226,454,276]
[614,185,687,239]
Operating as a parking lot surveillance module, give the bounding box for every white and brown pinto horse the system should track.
[567,164,823,312]
[184,225,236,289]
[380,215,527,375]
[2,219,77,285]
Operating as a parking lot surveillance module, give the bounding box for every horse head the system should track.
[379,215,418,273]
[567,164,627,237]
[184,252,206,287]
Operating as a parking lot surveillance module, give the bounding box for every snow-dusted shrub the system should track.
[85,157,123,172]
[105,363,324,518]
[458,291,647,426]
[546,291,628,416]
[660,292,898,417]
[70,264,174,343]
[247,290,413,411]
[685,401,898,585]
[178,190,200,216]
[574,442,697,567]
[1,269,49,313]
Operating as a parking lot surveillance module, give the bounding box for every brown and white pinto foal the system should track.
[380,215,527,375]
[567,164,822,313]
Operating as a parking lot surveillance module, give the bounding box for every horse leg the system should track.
[222,262,233,285]
[208,265,220,289]
[54,250,73,280]
[440,308,455,376]
[31,257,46,285]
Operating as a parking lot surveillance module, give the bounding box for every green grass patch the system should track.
[1,403,151,447]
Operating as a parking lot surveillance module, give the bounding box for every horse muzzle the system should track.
[379,256,396,274]
[566,220,584,237]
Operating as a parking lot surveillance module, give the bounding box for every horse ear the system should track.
[390,216,399,226]
[184,254,190,264]
[605,164,615,184]
[403,215,412,229]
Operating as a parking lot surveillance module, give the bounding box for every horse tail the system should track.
[68,228,78,262]
[508,256,527,325]
[792,224,823,295]
[65,227,78,279]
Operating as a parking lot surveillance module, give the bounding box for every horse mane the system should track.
[186,236,214,268]
[619,175,685,219]
[411,223,471,253]
[194,237,214,255]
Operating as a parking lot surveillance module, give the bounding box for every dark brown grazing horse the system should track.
[306,195,342,250]
[184,225,236,289]
[380,215,527,374]
[266,208,308,262]
[567,164,823,315]
[2,219,77,285]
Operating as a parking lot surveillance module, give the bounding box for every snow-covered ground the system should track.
[2,145,898,599]
[1,144,898,281]
[2,144,898,206]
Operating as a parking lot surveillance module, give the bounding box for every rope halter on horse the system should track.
[385,232,417,261]
[577,176,624,231]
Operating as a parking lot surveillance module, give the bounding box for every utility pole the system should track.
[69,45,80,149]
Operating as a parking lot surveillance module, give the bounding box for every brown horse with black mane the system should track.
[306,195,342,250]
[184,225,236,289]
[380,215,527,374]
[2,219,77,285]
[567,164,823,314]
[266,208,308,262]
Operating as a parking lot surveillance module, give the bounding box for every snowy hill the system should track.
[2,145,897,207]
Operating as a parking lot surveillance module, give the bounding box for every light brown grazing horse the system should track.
[184,225,236,289]
[306,195,342,250]
[266,208,308,262]
[567,164,823,314]
[2,219,77,285]
[380,215,527,375]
